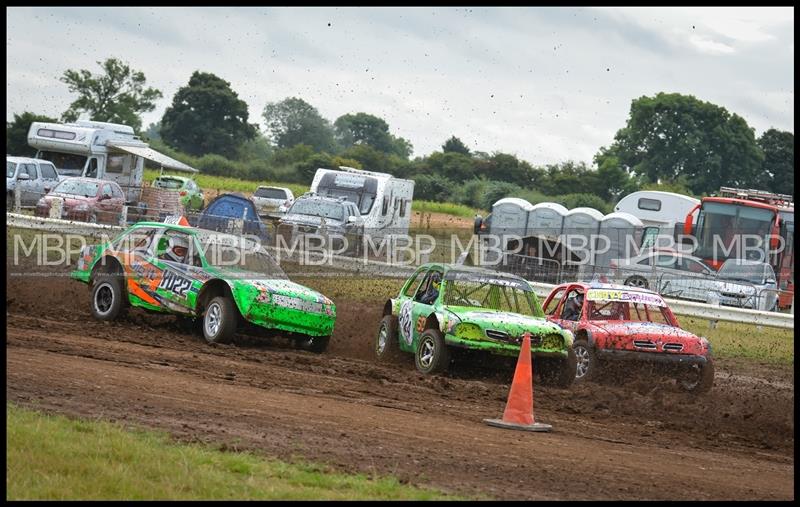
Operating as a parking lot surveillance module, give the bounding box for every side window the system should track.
[85,158,98,178]
[111,185,124,199]
[22,164,38,179]
[381,196,388,216]
[155,230,196,265]
[114,227,157,254]
[544,288,566,315]
[636,256,652,266]
[679,258,706,274]
[102,184,113,199]
[40,163,57,180]
[402,268,428,297]
[655,254,676,268]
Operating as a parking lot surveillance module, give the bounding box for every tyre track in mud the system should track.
[5,274,795,499]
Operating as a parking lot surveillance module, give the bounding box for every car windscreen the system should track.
[288,199,344,221]
[37,151,88,171]
[6,162,17,178]
[197,232,287,279]
[54,179,99,197]
[443,273,542,317]
[717,263,767,284]
[254,188,287,199]
[316,172,378,215]
[153,178,184,190]
[586,300,672,324]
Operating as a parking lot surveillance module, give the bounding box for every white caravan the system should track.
[614,190,699,249]
[28,120,197,204]
[310,166,415,236]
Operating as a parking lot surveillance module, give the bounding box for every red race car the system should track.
[542,282,714,393]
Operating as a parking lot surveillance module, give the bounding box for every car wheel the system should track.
[203,296,237,344]
[573,339,599,383]
[624,275,649,289]
[677,357,715,393]
[375,315,401,362]
[537,347,577,388]
[415,328,450,375]
[91,274,127,321]
[298,335,330,354]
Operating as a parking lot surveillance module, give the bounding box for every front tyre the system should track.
[415,328,450,375]
[374,315,401,362]
[677,357,715,393]
[91,275,127,321]
[624,275,649,289]
[203,296,237,344]
[573,339,600,383]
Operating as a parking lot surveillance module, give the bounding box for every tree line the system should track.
[6,57,794,213]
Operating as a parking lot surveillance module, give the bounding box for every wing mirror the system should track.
[17,173,31,181]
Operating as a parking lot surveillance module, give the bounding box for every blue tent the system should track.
[190,193,270,242]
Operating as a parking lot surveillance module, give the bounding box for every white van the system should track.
[614,191,699,248]
[310,166,414,237]
[28,120,197,204]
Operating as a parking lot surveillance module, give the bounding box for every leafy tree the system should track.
[597,92,763,195]
[6,112,56,156]
[442,135,471,156]
[334,112,413,158]
[60,58,162,132]
[421,151,476,182]
[236,134,274,161]
[270,144,316,167]
[481,181,522,210]
[756,129,794,195]
[161,71,258,158]
[412,174,455,202]
[263,97,337,153]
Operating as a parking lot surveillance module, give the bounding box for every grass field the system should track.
[412,200,485,218]
[6,404,460,501]
[143,169,308,199]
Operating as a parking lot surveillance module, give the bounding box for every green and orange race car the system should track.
[71,222,335,351]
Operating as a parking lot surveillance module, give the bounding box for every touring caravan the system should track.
[310,166,415,237]
[614,190,699,248]
[28,120,197,204]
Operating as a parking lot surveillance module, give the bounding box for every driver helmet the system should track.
[165,235,190,262]
[431,272,442,290]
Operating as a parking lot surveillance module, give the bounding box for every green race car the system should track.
[375,263,576,386]
[152,175,205,211]
[72,222,335,351]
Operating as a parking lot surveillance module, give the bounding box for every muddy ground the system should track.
[5,266,794,500]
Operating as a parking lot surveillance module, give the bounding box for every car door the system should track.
[396,267,430,353]
[148,229,202,312]
[38,162,59,196]
[97,183,116,223]
[409,269,443,353]
[18,163,39,206]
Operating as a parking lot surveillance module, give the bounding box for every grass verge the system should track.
[6,403,461,500]
[143,169,308,199]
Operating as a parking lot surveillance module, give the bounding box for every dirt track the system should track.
[5,271,795,500]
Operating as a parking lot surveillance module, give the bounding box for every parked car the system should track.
[252,186,294,218]
[542,282,714,393]
[151,175,205,212]
[188,193,270,243]
[35,177,125,224]
[7,156,61,209]
[375,263,577,386]
[277,194,365,252]
[607,249,716,303]
[71,222,335,350]
[714,259,779,312]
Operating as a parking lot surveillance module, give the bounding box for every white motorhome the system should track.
[28,120,197,204]
[614,191,699,247]
[310,166,415,236]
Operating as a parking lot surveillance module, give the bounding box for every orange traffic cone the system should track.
[483,332,552,432]
[177,215,190,226]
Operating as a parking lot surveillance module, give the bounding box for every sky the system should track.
[6,6,794,165]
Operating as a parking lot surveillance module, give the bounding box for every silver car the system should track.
[252,186,294,218]
[607,249,716,303]
[713,259,779,312]
[7,156,61,208]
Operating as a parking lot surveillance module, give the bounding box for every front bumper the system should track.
[444,333,568,358]
[595,349,709,365]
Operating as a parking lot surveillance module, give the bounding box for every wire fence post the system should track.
[119,206,128,227]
